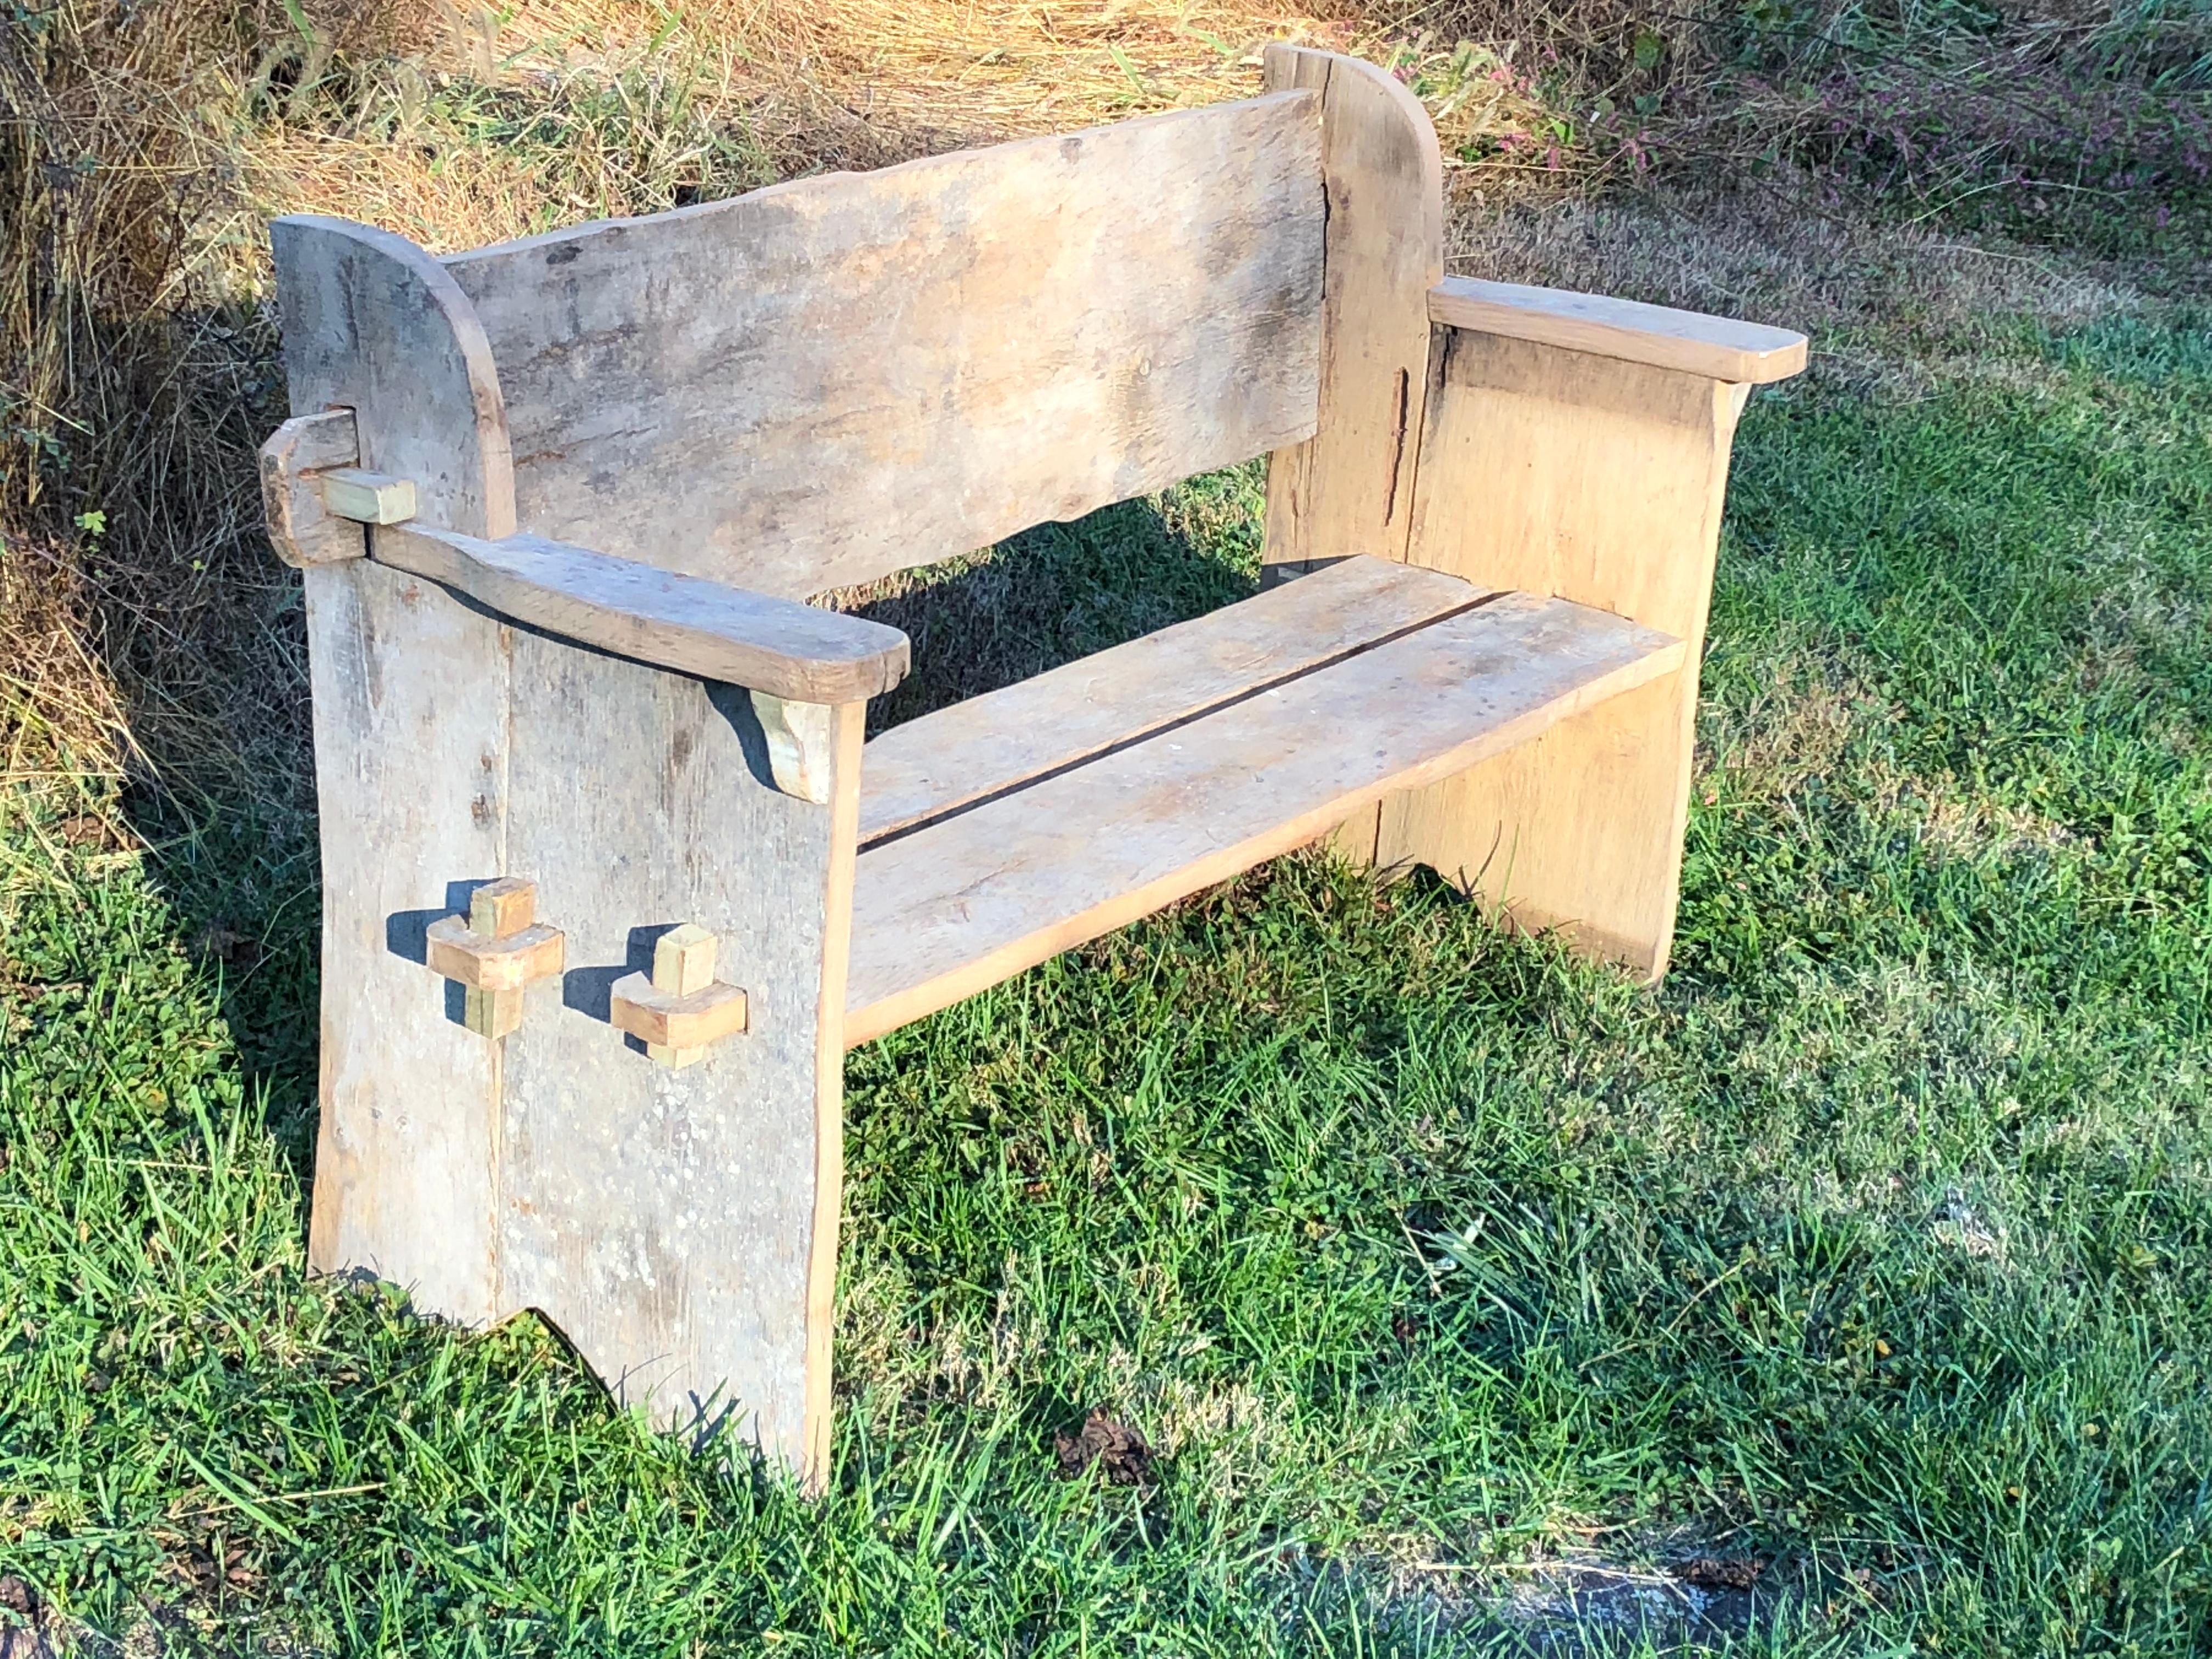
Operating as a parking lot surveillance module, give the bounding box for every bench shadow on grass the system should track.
[826,479,1262,736]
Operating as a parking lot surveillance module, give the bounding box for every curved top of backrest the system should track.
[273,215,517,540]
[441,91,1327,600]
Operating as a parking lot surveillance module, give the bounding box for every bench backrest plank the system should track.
[445,92,1325,601]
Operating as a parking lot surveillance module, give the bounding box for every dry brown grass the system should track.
[0,538,137,809]
[4,0,2193,812]
[0,0,1563,809]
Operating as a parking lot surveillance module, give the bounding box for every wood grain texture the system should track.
[1257,44,1445,868]
[425,918,565,991]
[279,216,519,1326]
[260,409,363,568]
[371,523,910,703]
[1428,277,1808,383]
[859,555,1488,843]
[491,645,862,1475]
[607,973,749,1052]
[803,699,865,1492]
[321,469,417,525]
[460,878,545,1041]
[445,94,1324,600]
[470,876,539,939]
[1258,45,1443,585]
[1377,328,1760,978]
[752,693,837,804]
[845,594,1682,1045]
[273,215,515,540]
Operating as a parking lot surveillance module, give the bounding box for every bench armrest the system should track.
[375,523,910,705]
[260,411,907,702]
[1426,276,1807,384]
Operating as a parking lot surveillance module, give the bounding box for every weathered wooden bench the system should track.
[261,44,1804,1485]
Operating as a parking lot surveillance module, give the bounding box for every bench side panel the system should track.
[1376,328,1751,979]
[494,653,860,1484]
[446,93,1324,600]
[274,215,518,1326]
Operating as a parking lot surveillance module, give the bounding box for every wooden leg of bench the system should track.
[278,214,522,1325]
[310,586,859,1479]
[494,641,862,1486]
[1376,329,1752,980]
[303,560,514,1319]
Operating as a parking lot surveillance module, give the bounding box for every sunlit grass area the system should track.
[4,313,2208,1653]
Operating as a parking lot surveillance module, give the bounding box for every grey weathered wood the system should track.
[859,555,1489,843]
[1428,277,1808,383]
[371,522,911,704]
[494,645,862,1475]
[259,409,363,568]
[274,215,516,539]
[444,93,1325,600]
[845,594,1686,1045]
[275,216,519,1325]
[282,216,866,1472]
[277,50,1794,1494]
[1259,44,1442,584]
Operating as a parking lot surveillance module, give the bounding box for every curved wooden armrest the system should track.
[1427,276,1807,385]
[373,522,911,704]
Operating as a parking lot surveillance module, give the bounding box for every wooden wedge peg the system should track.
[751,691,836,804]
[321,468,417,526]
[609,923,749,1068]
[425,877,565,1038]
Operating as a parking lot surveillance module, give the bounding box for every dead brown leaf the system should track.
[1053,1407,1155,1486]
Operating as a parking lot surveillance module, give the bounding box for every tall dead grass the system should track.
[3,0,2205,817]
[0,0,1556,815]
[1,1,301,816]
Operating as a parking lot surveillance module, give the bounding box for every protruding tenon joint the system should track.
[425,877,566,1039]
[261,409,365,568]
[259,412,420,568]
[610,923,749,1068]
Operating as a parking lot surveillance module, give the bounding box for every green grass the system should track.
[3,321,2211,1656]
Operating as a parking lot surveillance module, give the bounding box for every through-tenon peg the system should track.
[608,923,749,1068]
[425,877,565,1039]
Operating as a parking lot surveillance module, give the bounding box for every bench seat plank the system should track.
[845,592,1685,1044]
[859,556,1489,842]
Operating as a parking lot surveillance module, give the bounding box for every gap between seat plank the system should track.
[859,555,1489,843]
[845,592,1686,1045]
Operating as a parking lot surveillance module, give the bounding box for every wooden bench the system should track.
[259,44,1805,1486]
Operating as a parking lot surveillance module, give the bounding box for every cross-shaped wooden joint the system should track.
[425,877,566,1039]
[609,924,750,1068]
